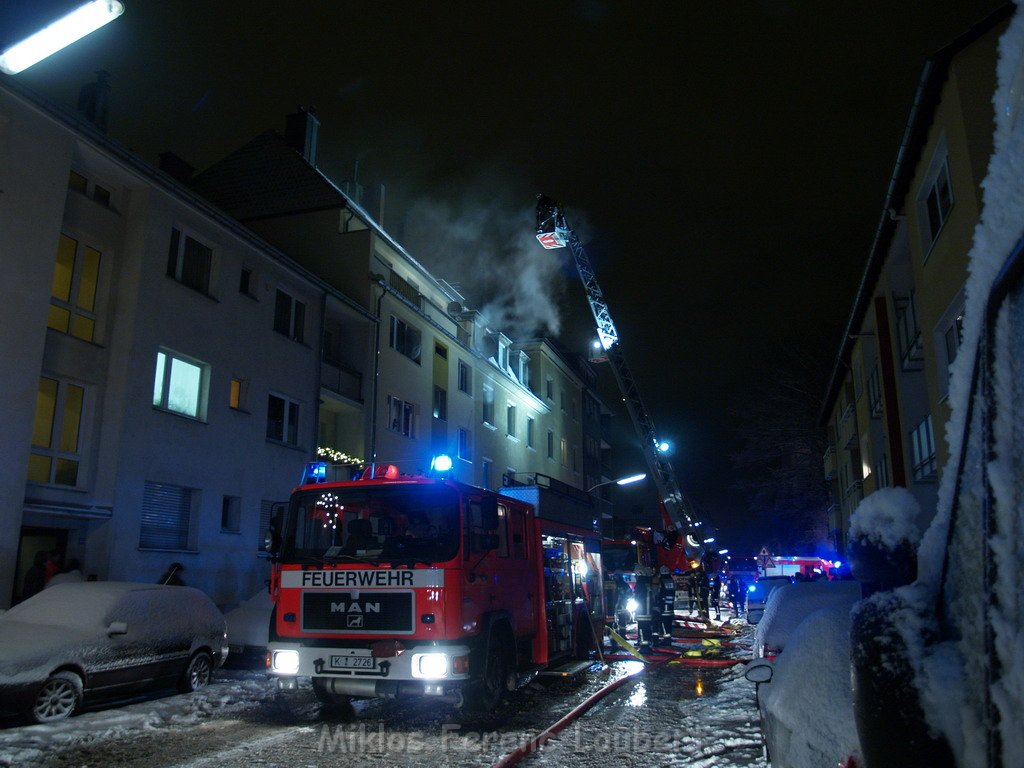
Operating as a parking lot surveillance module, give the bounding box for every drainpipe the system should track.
[368,275,388,475]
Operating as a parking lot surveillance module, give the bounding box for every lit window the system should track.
[274,289,305,343]
[229,378,247,410]
[47,234,100,342]
[166,227,212,294]
[267,394,300,445]
[28,376,84,487]
[153,349,209,420]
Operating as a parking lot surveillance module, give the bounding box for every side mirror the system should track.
[744,661,774,684]
[479,497,499,531]
[107,621,128,637]
[265,510,284,559]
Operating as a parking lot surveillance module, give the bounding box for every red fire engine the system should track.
[264,463,604,711]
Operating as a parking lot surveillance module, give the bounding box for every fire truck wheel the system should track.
[312,677,352,707]
[465,634,510,712]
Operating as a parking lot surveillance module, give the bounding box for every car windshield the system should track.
[284,484,460,565]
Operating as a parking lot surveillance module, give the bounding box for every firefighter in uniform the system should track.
[633,562,655,653]
[656,565,676,644]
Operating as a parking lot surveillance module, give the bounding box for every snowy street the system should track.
[0,628,766,768]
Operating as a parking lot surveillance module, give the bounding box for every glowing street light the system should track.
[587,472,646,494]
[0,1,125,75]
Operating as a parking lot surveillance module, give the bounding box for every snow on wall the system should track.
[912,3,1024,766]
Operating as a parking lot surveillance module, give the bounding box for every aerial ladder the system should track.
[534,195,704,559]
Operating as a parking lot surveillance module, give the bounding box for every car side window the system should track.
[106,590,158,629]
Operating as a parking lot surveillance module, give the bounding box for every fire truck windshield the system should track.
[283,485,461,565]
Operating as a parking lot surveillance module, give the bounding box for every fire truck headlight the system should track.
[626,598,639,613]
[271,650,300,675]
[412,652,449,678]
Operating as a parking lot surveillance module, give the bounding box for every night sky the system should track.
[7,0,1007,550]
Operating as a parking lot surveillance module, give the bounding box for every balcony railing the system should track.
[321,360,362,402]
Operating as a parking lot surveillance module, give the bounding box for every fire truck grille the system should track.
[302,591,414,633]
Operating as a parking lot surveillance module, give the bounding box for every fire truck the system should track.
[264,462,604,711]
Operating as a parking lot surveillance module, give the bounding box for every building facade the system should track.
[0,85,616,607]
[820,8,1009,555]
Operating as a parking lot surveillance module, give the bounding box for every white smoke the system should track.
[402,188,567,340]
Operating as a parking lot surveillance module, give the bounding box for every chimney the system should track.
[159,152,194,183]
[285,106,319,166]
[77,70,111,133]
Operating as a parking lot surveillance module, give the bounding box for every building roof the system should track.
[190,131,344,221]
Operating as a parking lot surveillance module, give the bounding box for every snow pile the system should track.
[757,603,861,768]
[848,487,921,550]
[0,674,280,767]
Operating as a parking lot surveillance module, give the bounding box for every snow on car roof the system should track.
[754,581,862,655]
[1,582,204,628]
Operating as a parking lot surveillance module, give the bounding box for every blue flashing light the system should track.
[833,560,843,568]
[748,584,757,592]
[302,461,327,484]
[430,454,453,473]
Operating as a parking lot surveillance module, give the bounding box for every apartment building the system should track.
[0,78,342,608]
[190,111,612,495]
[820,6,1010,555]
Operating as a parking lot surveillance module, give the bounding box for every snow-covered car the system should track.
[0,582,228,723]
[745,602,861,768]
[224,588,273,668]
[745,575,793,625]
[752,580,861,659]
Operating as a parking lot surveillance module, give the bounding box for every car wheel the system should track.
[179,650,214,693]
[464,632,509,713]
[30,671,83,723]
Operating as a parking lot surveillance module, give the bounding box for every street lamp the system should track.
[587,473,646,494]
[0,1,125,75]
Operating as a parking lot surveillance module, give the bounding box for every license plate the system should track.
[330,655,376,670]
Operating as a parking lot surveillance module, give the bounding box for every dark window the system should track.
[267,394,299,445]
[93,185,111,207]
[389,316,421,363]
[274,289,305,343]
[433,386,447,421]
[221,495,241,532]
[167,228,212,294]
[239,267,252,296]
[68,171,88,194]
[140,481,192,550]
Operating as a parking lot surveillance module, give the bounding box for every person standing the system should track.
[43,550,63,585]
[656,566,676,643]
[633,562,655,653]
[686,572,698,614]
[21,551,47,601]
[710,571,723,620]
[696,567,711,620]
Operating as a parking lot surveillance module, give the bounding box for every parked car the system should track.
[745,575,793,625]
[0,582,228,723]
[224,588,273,668]
[753,580,861,659]
[745,602,861,767]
